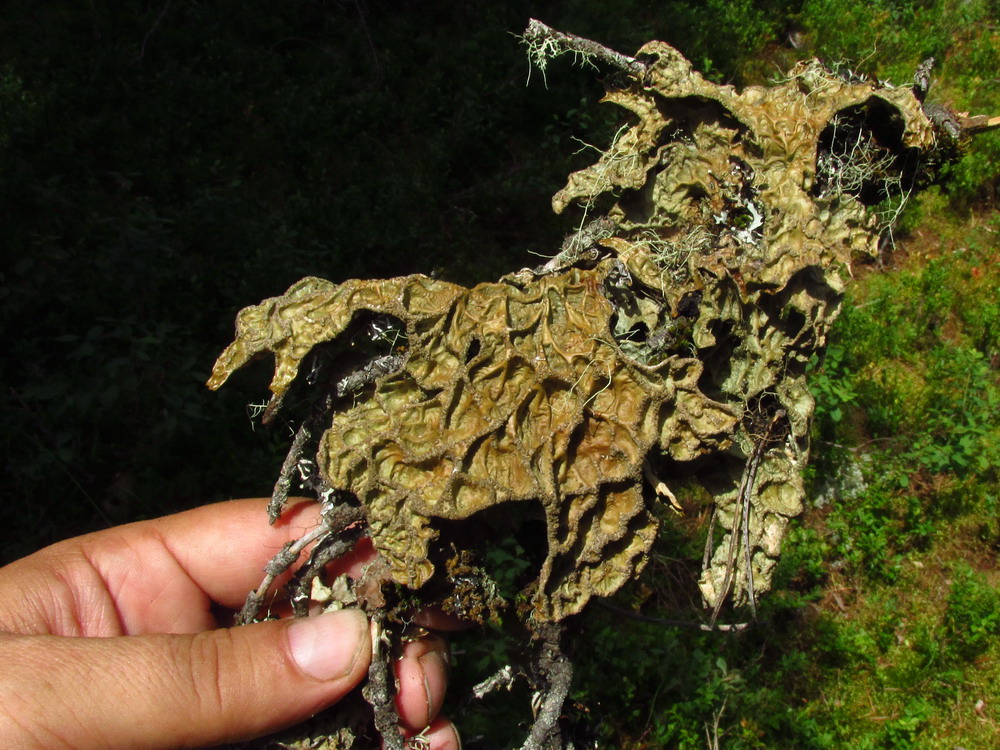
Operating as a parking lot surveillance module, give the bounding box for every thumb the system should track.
[0,608,371,749]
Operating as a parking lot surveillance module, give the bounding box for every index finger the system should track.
[133,497,340,608]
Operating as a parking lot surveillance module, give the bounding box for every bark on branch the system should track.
[958,113,1000,135]
[521,18,646,78]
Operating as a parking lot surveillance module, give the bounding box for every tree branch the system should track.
[521,19,646,78]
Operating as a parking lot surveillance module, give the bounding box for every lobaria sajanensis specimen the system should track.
[208,20,998,750]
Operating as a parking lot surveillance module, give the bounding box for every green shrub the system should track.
[943,563,1000,662]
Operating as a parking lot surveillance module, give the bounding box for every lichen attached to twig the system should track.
[209,20,985,749]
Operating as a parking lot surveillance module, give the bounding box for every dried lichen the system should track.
[208,29,951,630]
[209,269,734,621]
[540,39,938,615]
[203,21,996,748]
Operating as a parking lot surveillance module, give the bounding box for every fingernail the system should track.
[288,609,368,681]
[418,649,448,719]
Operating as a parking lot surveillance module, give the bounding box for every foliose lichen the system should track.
[208,35,946,623]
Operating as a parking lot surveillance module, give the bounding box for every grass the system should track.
[773,201,1000,748]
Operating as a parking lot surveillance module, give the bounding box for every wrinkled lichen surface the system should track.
[209,39,941,622]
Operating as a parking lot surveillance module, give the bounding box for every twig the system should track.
[471,665,517,700]
[521,623,571,750]
[236,524,330,625]
[596,600,758,633]
[702,504,719,578]
[336,353,406,397]
[958,113,1000,134]
[741,468,757,623]
[269,419,314,523]
[365,613,406,750]
[709,409,786,627]
[704,695,728,750]
[351,0,382,84]
[269,363,341,522]
[289,523,365,617]
[521,19,646,80]
[135,0,171,63]
[539,217,615,273]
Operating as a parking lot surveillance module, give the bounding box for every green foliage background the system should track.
[2,1,998,747]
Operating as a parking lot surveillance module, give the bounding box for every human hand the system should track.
[0,497,460,749]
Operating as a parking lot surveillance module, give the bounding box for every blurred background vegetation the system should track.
[1,1,997,747]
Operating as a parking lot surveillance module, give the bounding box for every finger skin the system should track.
[0,498,461,748]
[388,717,462,750]
[0,609,371,750]
[395,634,451,730]
[0,497,325,635]
[411,606,474,633]
[423,718,463,750]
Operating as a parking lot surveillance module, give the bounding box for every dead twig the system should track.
[709,408,786,627]
[236,524,330,625]
[471,665,518,700]
[521,622,572,750]
[336,353,406,397]
[520,18,646,82]
[365,613,406,750]
[289,522,365,617]
[269,419,314,524]
[596,600,759,633]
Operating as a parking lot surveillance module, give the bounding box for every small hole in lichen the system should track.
[812,98,910,206]
[465,337,482,363]
[676,291,702,318]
